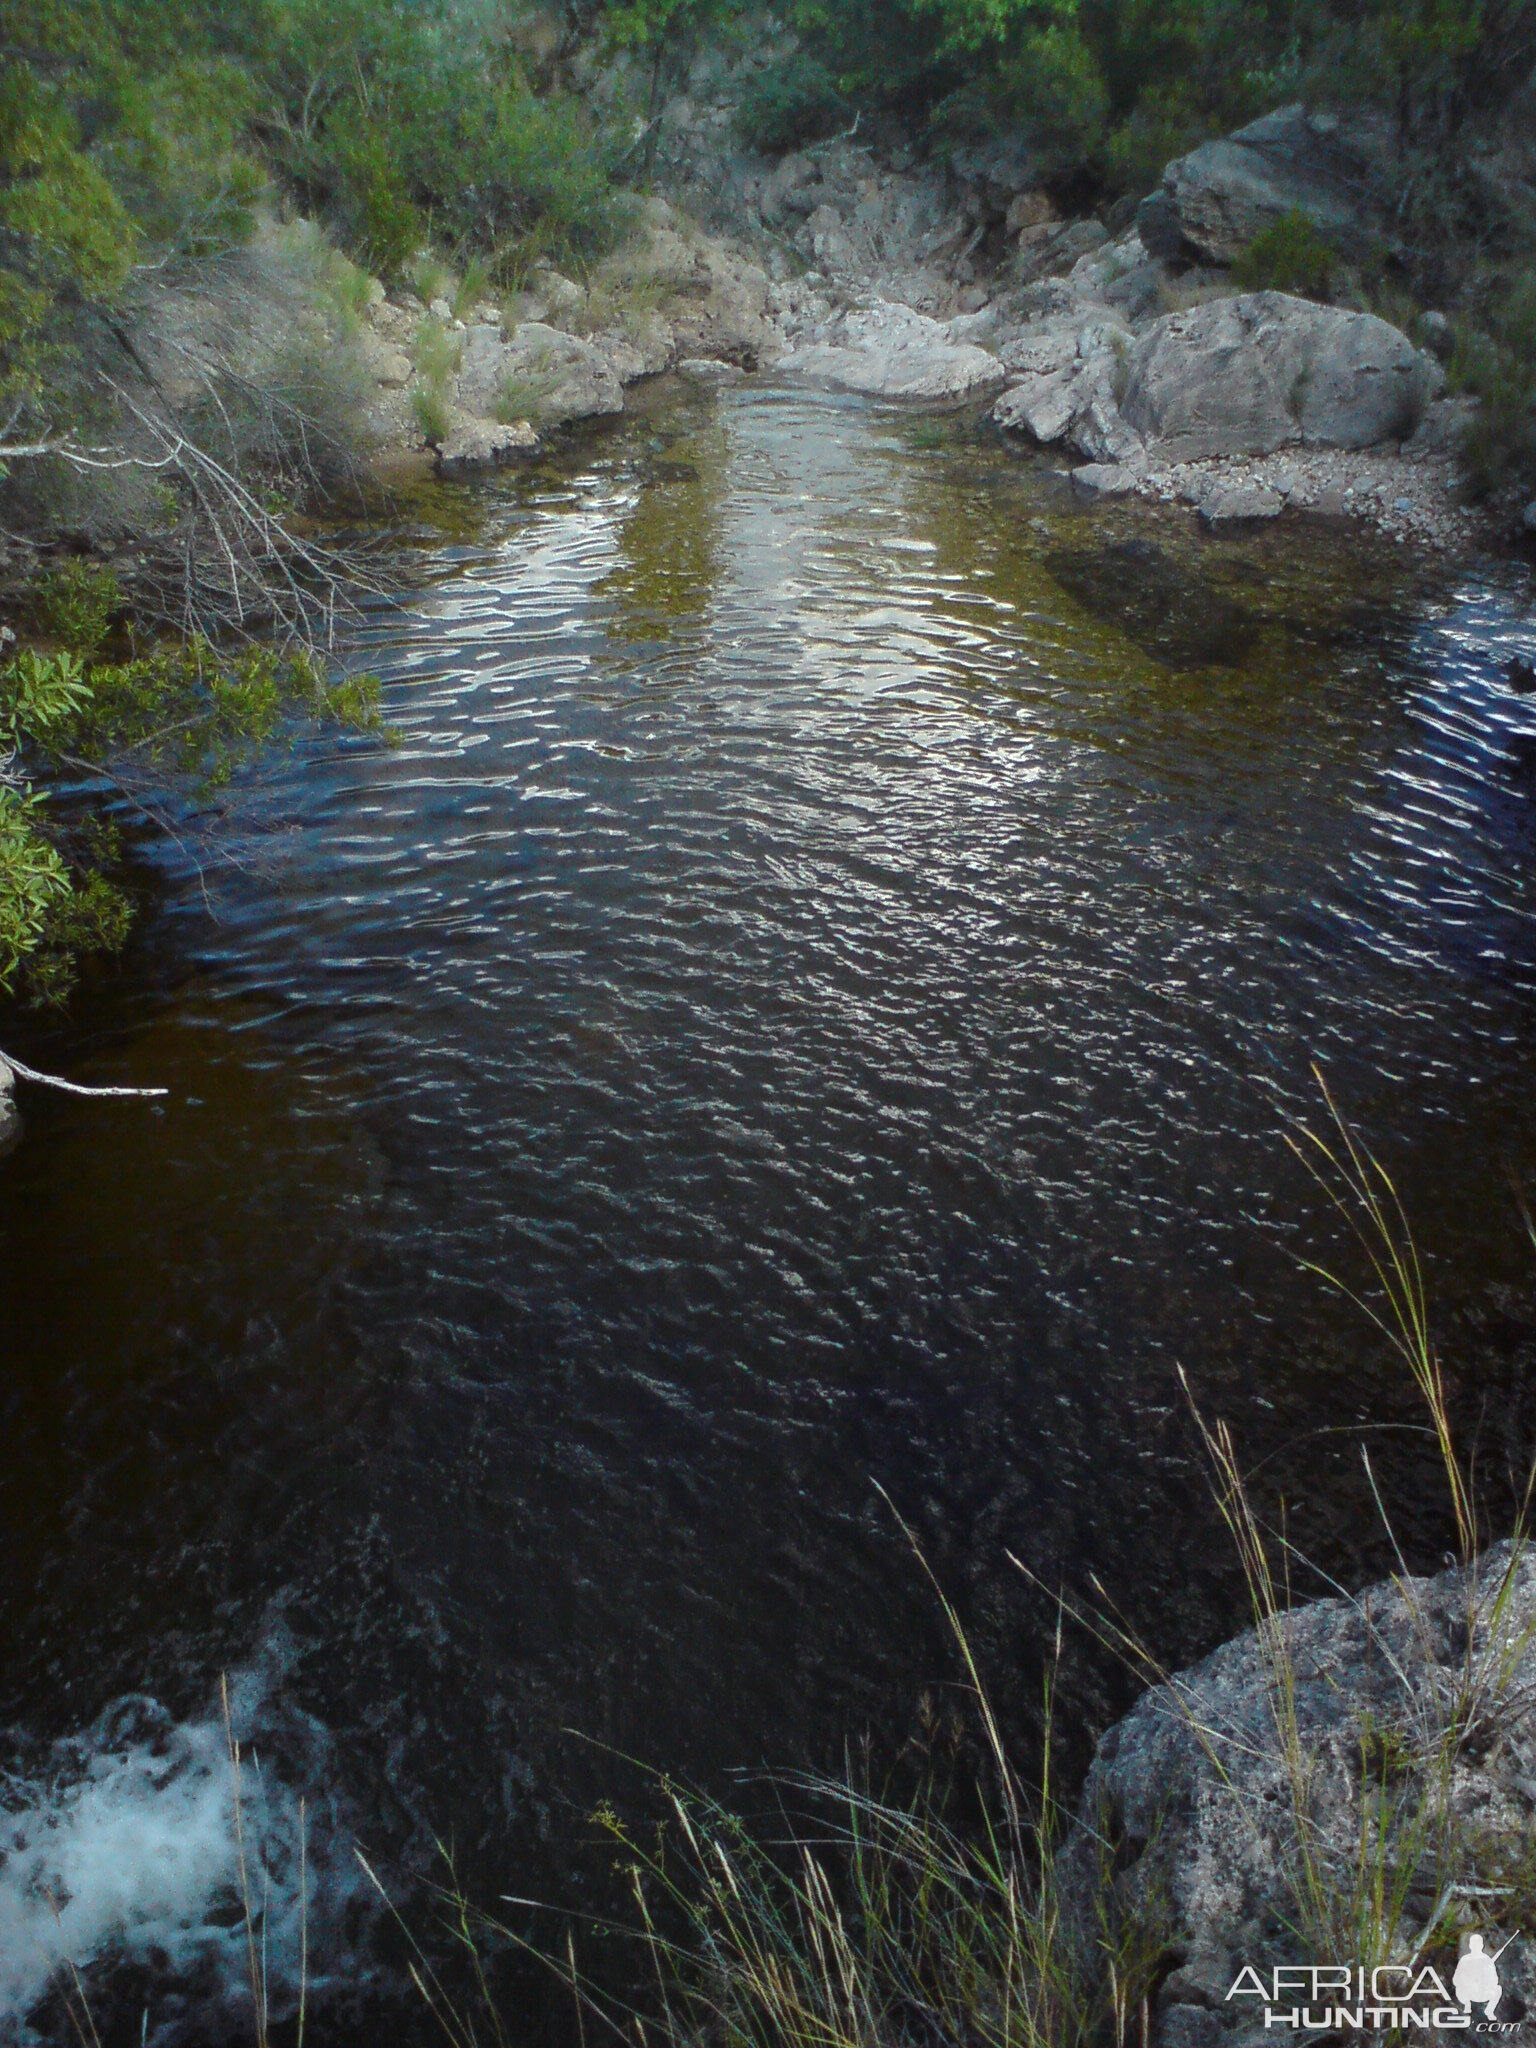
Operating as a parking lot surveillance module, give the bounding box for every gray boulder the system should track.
[996,371,1079,443]
[1138,103,1397,267]
[1014,217,1110,286]
[1070,460,1144,499]
[781,301,1006,403]
[1121,293,1428,461]
[0,1058,19,1158]
[1198,481,1284,524]
[995,317,1142,465]
[435,410,539,477]
[457,322,623,429]
[1057,1544,1536,2048]
[593,312,677,386]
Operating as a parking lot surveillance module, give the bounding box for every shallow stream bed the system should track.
[5,382,1536,2042]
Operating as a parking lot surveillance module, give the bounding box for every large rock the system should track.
[456,322,623,429]
[1197,480,1284,524]
[434,410,539,477]
[1057,1545,1536,2048]
[0,1058,19,1159]
[950,134,1043,222]
[1138,103,1397,267]
[642,227,773,367]
[592,311,677,385]
[994,316,1142,464]
[1120,293,1428,461]
[781,300,1007,403]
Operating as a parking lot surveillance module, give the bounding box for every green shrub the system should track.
[0,786,73,994]
[942,17,1109,172]
[1231,208,1338,300]
[31,562,121,657]
[324,113,422,278]
[1449,268,1536,495]
[734,54,849,153]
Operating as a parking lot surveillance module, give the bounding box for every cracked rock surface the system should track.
[1056,1544,1536,2048]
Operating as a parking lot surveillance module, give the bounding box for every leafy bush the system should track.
[322,113,422,277]
[734,54,849,153]
[261,0,621,276]
[1232,208,1338,300]
[30,562,121,657]
[0,787,74,995]
[0,620,384,1001]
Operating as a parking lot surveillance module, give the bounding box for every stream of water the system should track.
[5,381,1536,2042]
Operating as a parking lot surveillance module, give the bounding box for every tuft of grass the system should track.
[412,381,452,447]
[410,252,455,310]
[453,253,494,323]
[410,313,462,447]
[493,373,556,428]
[413,316,463,389]
[385,1586,1173,2048]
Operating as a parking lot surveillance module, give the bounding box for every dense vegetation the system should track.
[717,1,1536,191]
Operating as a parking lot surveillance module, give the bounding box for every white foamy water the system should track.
[0,1661,359,2040]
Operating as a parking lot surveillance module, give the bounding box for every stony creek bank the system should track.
[305,65,1535,565]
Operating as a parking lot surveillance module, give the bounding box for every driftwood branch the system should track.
[0,1051,167,1098]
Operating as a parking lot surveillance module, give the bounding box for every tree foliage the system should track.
[740,0,1536,187]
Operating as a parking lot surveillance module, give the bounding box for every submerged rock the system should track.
[1057,1544,1536,2047]
[1069,460,1144,499]
[1197,480,1284,524]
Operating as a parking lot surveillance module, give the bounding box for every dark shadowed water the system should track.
[6,381,1536,2041]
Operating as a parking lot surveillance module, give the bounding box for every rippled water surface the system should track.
[6,383,1536,2040]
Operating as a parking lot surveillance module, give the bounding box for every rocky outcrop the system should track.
[458,322,625,428]
[660,234,773,366]
[1138,103,1398,267]
[991,288,1434,498]
[349,205,780,474]
[780,300,1008,402]
[1120,293,1429,460]
[1057,1545,1536,2048]
[994,312,1140,462]
[0,1059,19,1159]
[434,411,539,478]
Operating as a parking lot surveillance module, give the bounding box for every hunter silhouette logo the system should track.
[1455,1934,1513,2018]
[1225,1933,1522,2032]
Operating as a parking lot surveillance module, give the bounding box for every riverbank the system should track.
[331,34,1522,564]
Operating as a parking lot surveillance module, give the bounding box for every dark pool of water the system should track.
[6,383,1536,2042]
